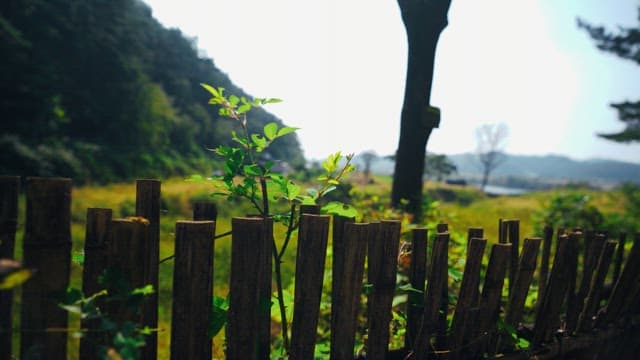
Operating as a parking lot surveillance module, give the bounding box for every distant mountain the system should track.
[360,153,640,188]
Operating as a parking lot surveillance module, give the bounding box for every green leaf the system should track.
[286,181,301,201]
[398,284,423,294]
[0,268,33,290]
[237,103,251,114]
[276,126,299,138]
[209,296,229,338]
[264,122,278,140]
[228,95,239,106]
[131,284,154,296]
[243,164,263,176]
[263,98,282,104]
[251,134,268,151]
[200,83,219,97]
[322,201,357,218]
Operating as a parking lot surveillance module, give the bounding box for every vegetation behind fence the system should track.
[1,176,640,359]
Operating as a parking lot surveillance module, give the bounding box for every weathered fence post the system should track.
[170,220,216,360]
[366,220,401,360]
[20,177,72,360]
[536,225,553,311]
[612,232,627,286]
[405,227,428,349]
[505,238,542,326]
[449,237,486,360]
[135,179,160,360]
[600,234,640,326]
[470,243,511,358]
[79,208,112,360]
[577,239,617,332]
[330,222,369,360]
[227,217,272,360]
[0,176,19,360]
[413,231,449,360]
[289,214,330,360]
[533,232,578,344]
[106,218,150,323]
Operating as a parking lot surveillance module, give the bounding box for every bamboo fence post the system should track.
[330,222,369,360]
[135,179,160,360]
[0,176,19,360]
[79,208,112,360]
[505,238,541,327]
[568,232,604,333]
[106,219,149,323]
[612,232,627,285]
[470,243,511,358]
[289,214,330,360]
[366,220,401,360]
[412,231,449,360]
[20,177,71,360]
[497,238,542,352]
[532,233,578,345]
[435,223,449,352]
[170,220,216,360]
[599,234,640,326]
[331,213,356,353]
[577,240,617,332]
[193,201,218,221]
[459,228,485,356]
[536,225,553,312]
[449,237,487,360]
[405,227,428,349]
[226,217,272,360]
[506,220,520,296]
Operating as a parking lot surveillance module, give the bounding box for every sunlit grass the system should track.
[9,175,632,359]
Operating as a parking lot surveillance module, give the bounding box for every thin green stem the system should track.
[278,204,298,259]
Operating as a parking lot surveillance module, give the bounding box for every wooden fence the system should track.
[1,176,640,359]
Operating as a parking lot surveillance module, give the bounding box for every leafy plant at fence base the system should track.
[200,84,356,354]
[59,267,155,360]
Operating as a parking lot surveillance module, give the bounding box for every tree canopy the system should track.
[0,0,304,183]
[578,6,640,143]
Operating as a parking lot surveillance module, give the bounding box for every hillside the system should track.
[360,153,640,189]
[0,0,303,183]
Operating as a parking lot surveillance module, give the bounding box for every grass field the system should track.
[8,175,634,359]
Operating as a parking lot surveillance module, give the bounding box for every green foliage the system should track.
[200,85,356,354]
[209,295,229,338]
[59,267,155,360]
[0,0,303,183]
[533,193,604,234]
[579,7,640,143]
[424,153,457,181]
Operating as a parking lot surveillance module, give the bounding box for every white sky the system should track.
[144,0,640,163]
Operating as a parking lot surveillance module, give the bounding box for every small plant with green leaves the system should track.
[199,84,357,355]
[59,267,155,360]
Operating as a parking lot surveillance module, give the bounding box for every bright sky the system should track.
[144,0,640,164]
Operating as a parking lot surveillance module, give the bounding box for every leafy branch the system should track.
[200,84,357,354]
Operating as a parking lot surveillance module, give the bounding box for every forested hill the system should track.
[0,0,304,183]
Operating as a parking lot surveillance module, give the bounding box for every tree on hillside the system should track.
[476,123,508,191]
[360,150,378,180]
[392,0,452,218]
[578,7,640,142]
[424,153,457,182]
[0,0,303,182]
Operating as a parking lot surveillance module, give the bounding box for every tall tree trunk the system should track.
[392,0,452,218]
